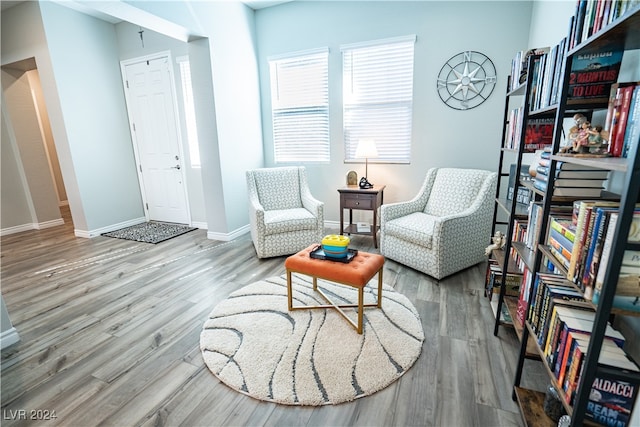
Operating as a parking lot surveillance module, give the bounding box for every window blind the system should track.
[177,56,200,168]
[269,48,329,163]
[342,36,416,164]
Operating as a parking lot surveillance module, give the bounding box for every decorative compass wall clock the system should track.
[437,51,497,110]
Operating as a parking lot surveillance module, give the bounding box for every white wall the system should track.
[1,67,61,228]
[1,104,34,231]
[39,2,144,235]
[255,1,533,224]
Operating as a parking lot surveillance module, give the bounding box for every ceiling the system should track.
[0,0,293,13]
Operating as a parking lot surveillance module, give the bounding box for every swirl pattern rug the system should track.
[200,274,424,405]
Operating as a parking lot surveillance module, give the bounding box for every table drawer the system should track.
[342,195,374,209]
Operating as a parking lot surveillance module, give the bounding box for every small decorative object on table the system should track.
[346,171,358,186]
[321,234,350,259]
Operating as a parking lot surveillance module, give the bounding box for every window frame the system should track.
[341,35,416,165]
[269,47,330,164]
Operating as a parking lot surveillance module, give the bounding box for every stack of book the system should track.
[507,163,533,205]
[568,0,640,50]
[592,210,640,312]
[547,215,576,271]
[509,47,550,92]
[534,149,610,197]
[484,259,521,300]
[604,82,640,158]
[519,272,640,427]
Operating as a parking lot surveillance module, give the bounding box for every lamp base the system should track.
[359,177,373,189]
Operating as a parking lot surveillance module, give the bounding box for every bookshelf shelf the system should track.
[494,4,640,427]
[514,387,557,427]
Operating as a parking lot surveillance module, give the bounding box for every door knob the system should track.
[172,164,181,170]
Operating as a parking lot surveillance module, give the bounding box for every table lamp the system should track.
[355,138,378,189]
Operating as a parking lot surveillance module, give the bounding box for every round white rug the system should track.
[200,274,424,405]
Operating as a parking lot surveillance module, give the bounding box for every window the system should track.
[269,48,329,163]
[177,56,200,168]
[342,35,416,164]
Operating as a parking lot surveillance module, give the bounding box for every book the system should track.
[507,163,532,204]
[553,178,608,188]
[581,206,618,298]
[535,166,609,180]
[356,222,370,233]
[593,211,640,311]
[622,84,640,158]
[567,50,624,101]
[567,201,620,283]
[534,181,604,197]
[586,377,639,427]
[610,85,636,157]
[523,118,554,151]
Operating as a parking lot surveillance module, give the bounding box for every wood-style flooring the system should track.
[1,207,546,426]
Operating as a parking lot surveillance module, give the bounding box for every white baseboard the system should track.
[75,217,147,238]
[0,218,65,236]
[207,224,250,241]
[0,327,20,349]
[36,218,65,229]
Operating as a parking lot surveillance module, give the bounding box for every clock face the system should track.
[437,51,497,110]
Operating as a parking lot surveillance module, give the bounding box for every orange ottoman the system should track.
[284,245,385,334]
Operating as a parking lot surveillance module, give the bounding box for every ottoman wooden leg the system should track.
[287,269,293,311]
[377,267,383,308]
[357,286,364,334]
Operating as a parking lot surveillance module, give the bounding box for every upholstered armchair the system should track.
[380,168,497,280]
[246,166,324,258]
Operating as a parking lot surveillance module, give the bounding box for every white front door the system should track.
[122,54,190,224]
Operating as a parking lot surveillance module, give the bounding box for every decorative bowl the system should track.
[321,234,350,258]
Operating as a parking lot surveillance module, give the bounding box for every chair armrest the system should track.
[380,199,424,224]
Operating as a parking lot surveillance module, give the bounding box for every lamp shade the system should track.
[355,139,378,159]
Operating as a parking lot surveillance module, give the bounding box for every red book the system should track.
[610,85,635,157]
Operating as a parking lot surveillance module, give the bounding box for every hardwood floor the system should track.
[1,208,546,426]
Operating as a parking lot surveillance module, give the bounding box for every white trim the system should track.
[340,34,416,51]
[35,218,65,230]
[1,224,35,236]
[1,327,20,349]
[0,218,64,236]
[74,216,146,239]
[191,221,208,229]
[268,47,329,62]
[207,224,250,242]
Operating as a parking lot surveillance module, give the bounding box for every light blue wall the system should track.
[255,1,533,223]
[39,2,144,234]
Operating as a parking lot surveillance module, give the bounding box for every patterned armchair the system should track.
[246,166,324,258]
[380,168,497,280]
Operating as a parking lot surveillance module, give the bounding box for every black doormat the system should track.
[101,221,197,244]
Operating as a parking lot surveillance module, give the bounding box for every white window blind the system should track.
[177,56,200,168]
[269,48,329,163]
[342,35,416,164]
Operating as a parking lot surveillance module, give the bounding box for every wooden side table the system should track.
[338,185,385,248]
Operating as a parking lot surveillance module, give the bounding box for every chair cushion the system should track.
[384,212,435,249]
[424,168,488,217]
[254,168,302,210]
[264,208,317,235]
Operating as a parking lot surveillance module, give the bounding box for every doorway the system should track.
[121,52,191,225]
[1,59,68,231]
